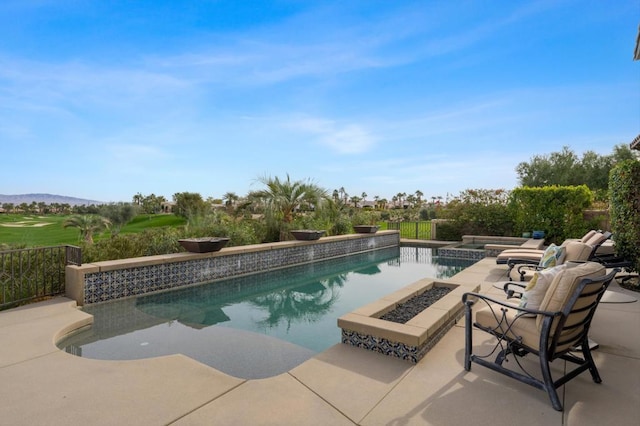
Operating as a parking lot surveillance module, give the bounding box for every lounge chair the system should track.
[495,230,607,265]
[513,241,594,281]
[496,230,611,265]
[497,231,611,280]
[462,262,618,411]
[591,253,638,286]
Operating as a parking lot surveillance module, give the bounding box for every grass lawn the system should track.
[0,214,79,246]
[0,214,186,247]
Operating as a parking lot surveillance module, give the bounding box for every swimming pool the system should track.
[59,246,475,379]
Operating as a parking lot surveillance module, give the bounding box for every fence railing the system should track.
[0,245,81,311]
[384,221,432,240]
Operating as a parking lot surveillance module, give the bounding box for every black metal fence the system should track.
[384,221,432,240]
[0,245,81,311]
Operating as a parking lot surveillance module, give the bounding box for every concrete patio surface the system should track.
[0,257,638,425]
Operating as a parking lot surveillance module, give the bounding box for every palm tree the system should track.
[254,174,327,223]
[415,190,423,207]
[223,192,239,208]
[63,215,111,244]
[339,187,348,204]
[406,194,416,208]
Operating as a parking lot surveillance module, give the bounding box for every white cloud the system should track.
[283,115,375,154]
[319,124,375,154]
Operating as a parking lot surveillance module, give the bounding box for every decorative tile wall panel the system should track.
[83,233,399,305]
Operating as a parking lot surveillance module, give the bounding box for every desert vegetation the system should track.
[1,145,638,280]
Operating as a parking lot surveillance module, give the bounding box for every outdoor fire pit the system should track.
[290,230,326,241]
[178,237,230,253]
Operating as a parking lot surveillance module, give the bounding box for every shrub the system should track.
[350,210,380,226]
[183,211,261,245]
[82,228,183,262]
[609,160,640,273]
[509,186,593,244]
[439,189,514,238]
[433,221,463,241]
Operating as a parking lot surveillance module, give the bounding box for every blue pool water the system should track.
[59,246,475,378]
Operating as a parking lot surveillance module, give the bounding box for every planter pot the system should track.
[353,225,379,234]
[290,230,326,241]
[178,237,230,253]
[532,230,545,240]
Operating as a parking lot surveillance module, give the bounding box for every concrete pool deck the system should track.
[1,257,639,425]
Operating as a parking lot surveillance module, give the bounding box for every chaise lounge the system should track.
[512,241,594,281]
[496,231,611,280]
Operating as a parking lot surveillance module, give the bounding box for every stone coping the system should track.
[76,230,398,272]
[338,278,480,357]
[484,238,545,251]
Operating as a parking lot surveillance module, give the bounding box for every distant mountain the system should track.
[0,193,104,206]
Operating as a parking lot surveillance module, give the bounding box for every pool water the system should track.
[59,246,475,378]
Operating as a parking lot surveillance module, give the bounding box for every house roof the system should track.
[631,134,640,151]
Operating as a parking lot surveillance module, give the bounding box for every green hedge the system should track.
[509,186,593,244]
[438,189,514,240]
[609,160,640,273]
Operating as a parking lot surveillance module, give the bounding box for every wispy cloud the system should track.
[283,115,376,154]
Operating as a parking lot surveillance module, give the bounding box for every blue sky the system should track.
[1,0,638,203]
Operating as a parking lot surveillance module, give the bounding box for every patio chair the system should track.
[462,262,618,411]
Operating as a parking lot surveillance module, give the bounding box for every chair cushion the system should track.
[537,262,605,331]
[519,264,566,312]
[583,232,607,247]
[476,304,540,350]
[579,230,597,242]
[563,241,592,262]
[496,249,545,259]
[496,250,546,265]
[538,244,565,268]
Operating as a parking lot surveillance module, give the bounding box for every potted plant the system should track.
[352,211,380,234]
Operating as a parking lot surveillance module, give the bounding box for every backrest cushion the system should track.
[580,230,597,242]
[519,264,566,311]
[563,241,592,262]
[536,262,605,330]
[583,232,607,247]
[538,244,565,268]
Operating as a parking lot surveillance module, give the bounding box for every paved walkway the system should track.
[1,258,638,425]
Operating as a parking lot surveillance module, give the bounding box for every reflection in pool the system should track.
[59,246,475,378]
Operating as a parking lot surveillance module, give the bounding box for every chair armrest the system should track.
[503,281,526,299]
[462,291,560,319]
[506,258,540,268]
[505,258,541,280]
[516,264,543,281]
[592,255,633,268]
